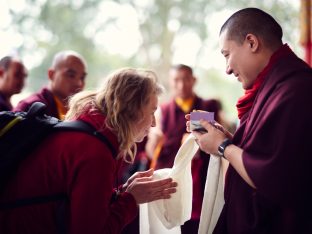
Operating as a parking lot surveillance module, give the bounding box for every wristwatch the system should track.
[218,138,232,158]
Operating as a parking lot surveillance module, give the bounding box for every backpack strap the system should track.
[25,101,47,118]
[54,120,117,158]
[0,116,23,137]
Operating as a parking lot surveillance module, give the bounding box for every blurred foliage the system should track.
[195,68,243,119]
[3,0,300,120]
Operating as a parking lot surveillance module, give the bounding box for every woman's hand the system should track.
[122,168,154,192]
[124,169,177,204]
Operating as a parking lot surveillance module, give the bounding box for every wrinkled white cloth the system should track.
[140,134,199,234]
[198,155,224,234]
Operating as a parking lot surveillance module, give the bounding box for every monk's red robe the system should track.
[214,45,312,233]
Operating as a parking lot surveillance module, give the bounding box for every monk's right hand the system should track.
[185,113,191,132]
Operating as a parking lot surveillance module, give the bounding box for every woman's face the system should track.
[133,93,158,142]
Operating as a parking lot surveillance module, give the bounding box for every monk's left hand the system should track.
[192,120,227,155]
[185,113,191,132]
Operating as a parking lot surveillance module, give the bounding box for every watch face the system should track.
[218,145,224,156]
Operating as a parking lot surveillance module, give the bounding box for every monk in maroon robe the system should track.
[188,8,312,233]
[146,64,222,233]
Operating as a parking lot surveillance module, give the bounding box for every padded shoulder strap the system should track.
[54,120,117,158]
[26,102,47,117]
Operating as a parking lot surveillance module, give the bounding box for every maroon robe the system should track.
[214,47,312,233]
[157,96,220,169]
[156,96,220,232]
[0,92,12,111]
[14,87,60,118]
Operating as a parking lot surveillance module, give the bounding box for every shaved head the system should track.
[220,8,283,50]
[171,64,193,75]
[0,56,13,71]
[47,50,87,104]
[51,50,87,70]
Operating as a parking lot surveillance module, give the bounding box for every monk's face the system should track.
[48,55,87,101]
[169,68,195,100]
[219,31,259,90]
[0,59,27,96]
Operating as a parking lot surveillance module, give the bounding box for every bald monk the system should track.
[0,56,27,111]
[14,50,87,119]
[187,8,312,233]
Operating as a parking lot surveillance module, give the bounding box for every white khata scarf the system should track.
[140,134,224,234]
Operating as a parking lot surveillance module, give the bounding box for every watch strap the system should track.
[218,138,232,158]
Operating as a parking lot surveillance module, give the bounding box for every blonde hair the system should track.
[66,68,163,162]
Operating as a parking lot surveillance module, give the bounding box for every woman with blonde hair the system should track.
[0,68,177,234]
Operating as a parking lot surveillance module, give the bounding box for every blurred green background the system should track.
[0,0,301,123]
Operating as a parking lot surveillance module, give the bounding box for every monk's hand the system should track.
[211,121,233,139]
[185,113,191,132]
[126,177,178,204]
[192,119,227,155]
[185,110,208,132]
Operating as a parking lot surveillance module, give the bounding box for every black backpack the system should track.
[0,102,116,192]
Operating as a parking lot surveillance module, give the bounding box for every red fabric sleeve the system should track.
[243,77,312,207]
[66,136,138,234]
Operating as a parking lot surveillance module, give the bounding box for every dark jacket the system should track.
[0,110,138,234]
